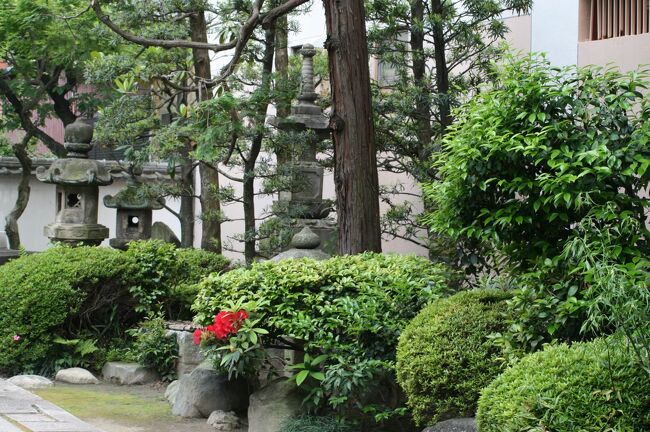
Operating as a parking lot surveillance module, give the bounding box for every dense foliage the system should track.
[193,253,451,427]
[477,336,650,431]
[0,242,228,375]
[396,290,511,426]
[426,55,650,353]
[128,314,178,382]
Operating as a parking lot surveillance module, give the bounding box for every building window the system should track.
[584,0,650,41]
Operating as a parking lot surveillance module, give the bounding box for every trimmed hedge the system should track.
[477,337,650,432]
[0,242,228,375]
[396,290,511,426]
[193,253,452,422]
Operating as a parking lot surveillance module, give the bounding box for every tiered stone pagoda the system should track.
[103,168,164,250]
[36,119,112,245]
[275,43,336,253]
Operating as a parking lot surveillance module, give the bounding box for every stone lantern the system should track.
[36,119,112,246]
[103,170,164,250]
[273,43,336,252]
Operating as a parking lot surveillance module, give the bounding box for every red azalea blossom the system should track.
[195,310,249,343]
[193,328,202,345]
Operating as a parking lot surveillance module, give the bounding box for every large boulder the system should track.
[165,380,180,406]
[423,418,477,432]
[7,375,53,390]
[172,363,249,418]
[151,222,181,247]
[55,367,99,384]
[102,362,158,385]
[247,379,302,432]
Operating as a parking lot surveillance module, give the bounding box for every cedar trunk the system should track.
[190,11,222,253]
[323,0,382,254]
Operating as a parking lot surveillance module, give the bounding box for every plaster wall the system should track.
[0,175,183,252]
[530,0,580,66]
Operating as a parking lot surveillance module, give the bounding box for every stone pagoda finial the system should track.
[298,44,318,104]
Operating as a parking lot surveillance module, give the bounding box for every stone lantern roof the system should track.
[104,175,164,211]
[35,118,113,186]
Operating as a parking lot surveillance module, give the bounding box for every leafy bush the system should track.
[477,336,650,431]
[425,54,650,353]
[128,314,178,381]
[280,416,356,432]
[396,290,511,427]
[193,253,451,426]
[125,240,230,319]
[0,242,228,375]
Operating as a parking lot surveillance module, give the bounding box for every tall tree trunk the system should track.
[243,26,276,264]
[431,0,451,133]
[4,135,32,249]
[274,12,290,165]
[323,0,382,254]
[190,11,222,253]
[410,0,432,155]
[179,154,195,248]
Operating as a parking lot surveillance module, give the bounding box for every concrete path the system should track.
[0,379,104,432]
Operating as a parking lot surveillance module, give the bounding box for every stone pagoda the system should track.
[103,167,164,250]
[275,43,336,253]
[36,119,112,246]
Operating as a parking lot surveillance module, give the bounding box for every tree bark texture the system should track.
[243,27,276,264]
[179,155,195,248]
[4,135,32,249]
[323,0,382,254]
[190,11,222,253]
[431,0,452,133]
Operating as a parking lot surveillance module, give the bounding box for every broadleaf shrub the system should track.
[192,253,451,426]
[396,290,511,426]
[477,336,650,431]
[0,242,228,375]
[425,54,650,353]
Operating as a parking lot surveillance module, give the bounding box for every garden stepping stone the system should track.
[7,375,53,390]
[102,362,158,385]
[0,378,103,431]
[55,368,99,385]
[423,418,477,432]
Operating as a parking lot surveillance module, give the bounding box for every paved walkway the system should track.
[0,379,103,432]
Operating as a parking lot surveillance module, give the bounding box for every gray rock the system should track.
[423,418,477,432]
[151,222,181,247]
[172,363,249,418]
[247,379,302,432]
[166,329,205,376]
[207,410,246,431]
[102,362,158,385]
[55,367,99,384]
[7,375,53,390]
[165,380,180,406]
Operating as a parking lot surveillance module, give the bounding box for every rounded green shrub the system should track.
[396,289,511,426]
[0,242,228,375]
[477,337,650,432]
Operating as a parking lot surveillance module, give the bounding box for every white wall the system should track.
[530,0,579,66]
[0,174,183,251]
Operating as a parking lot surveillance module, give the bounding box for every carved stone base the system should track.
[44,223,109,246]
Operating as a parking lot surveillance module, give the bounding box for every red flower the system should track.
[193,328,202,345]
